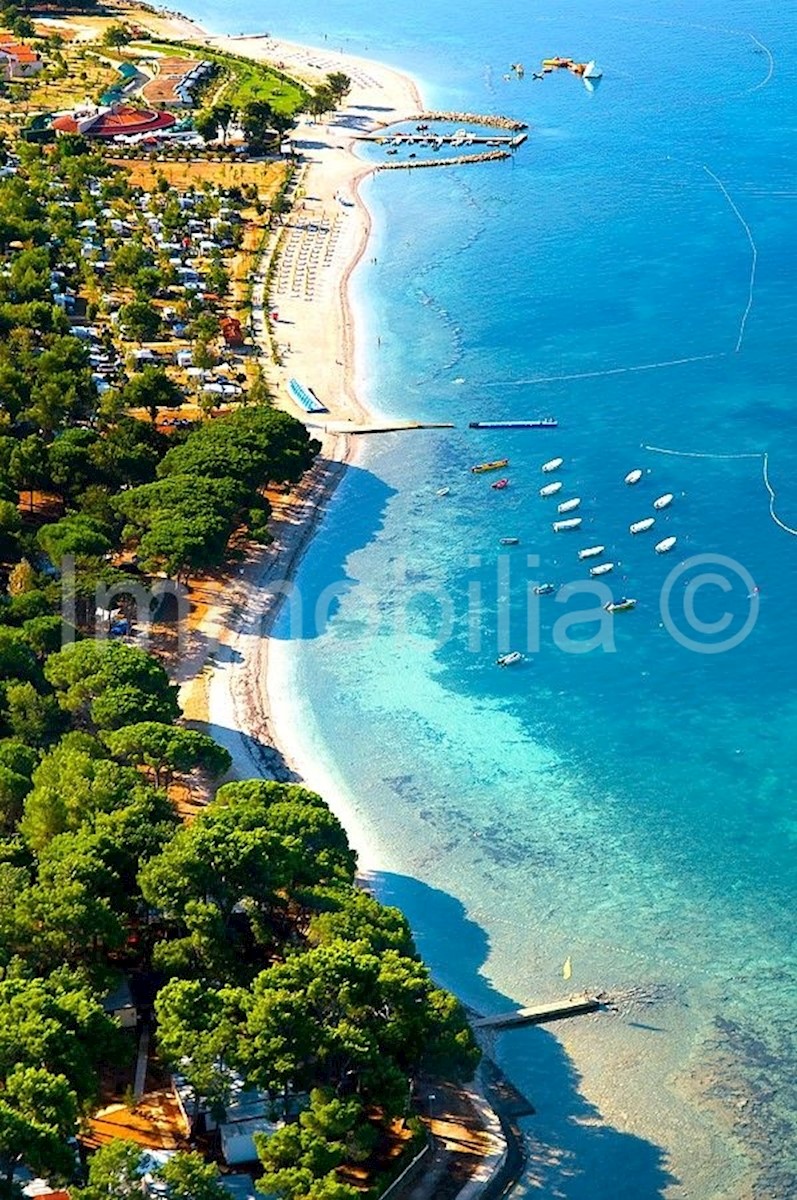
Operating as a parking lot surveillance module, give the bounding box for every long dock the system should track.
[361,132,526,148]
[310,419,455,435]
[377,150,512,172]
[473,993,602,1030]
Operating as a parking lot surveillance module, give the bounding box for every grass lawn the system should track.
[134,40,308,117]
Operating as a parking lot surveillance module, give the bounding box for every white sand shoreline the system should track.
[134,4,423,866]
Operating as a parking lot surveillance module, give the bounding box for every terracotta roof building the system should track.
[52,104,176,140]
[0,33,44,78]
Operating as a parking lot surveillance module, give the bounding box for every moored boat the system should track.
[471,458,509,473]
[553,517,582,532]
[589,562,614,576]
[533,582,555,595]
[655,535,677,554]
[499,536,520,545]
[540,481,563,496]
[653,493,674,510]
[578,544,605,559]
[630,517,655,534]
[625,468,643,485]
[492,477,509,490]
[436,486,450,497]
[604,597,637,613]
[542,457,564,472]
[557,497,581,513]
[497,651,523,667]
[583,60,603,79]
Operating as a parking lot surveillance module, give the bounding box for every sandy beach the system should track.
[110,5,423,859]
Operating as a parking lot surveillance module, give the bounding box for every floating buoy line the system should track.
[643,444,797,538]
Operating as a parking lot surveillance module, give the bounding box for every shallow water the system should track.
[184,0,797,1194]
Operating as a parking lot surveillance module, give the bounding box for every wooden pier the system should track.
[473,993,602,1031]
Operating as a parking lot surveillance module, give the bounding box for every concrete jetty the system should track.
[377,149,512,172]
[361,132,525,147]
[311,420,455,435]
[407,110,528,131]
[473,993,602,1030]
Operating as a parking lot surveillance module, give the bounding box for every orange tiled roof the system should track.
[0,36,40,60]
[52,105,176,138]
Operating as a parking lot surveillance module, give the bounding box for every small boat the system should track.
[604,597,637,614]
[625,468,643,485]
[589,562,614,576]
[436,486,450,497]
[533,582,555,596]
[553,517,582,532]
[471,458,509,473]
[655,536,677,554]
[557,497,581,514]
[630,517,655,535]
[499,536,520,545]
[578,545,605,560]
[583,60,603,79]
[497,651,523,667]
[540,481,563,496]
[386,148,398,155]
[542,457,564,472]
[492,477,509,490]
[653,493,674,510]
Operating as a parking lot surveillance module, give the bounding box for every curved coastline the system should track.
[174,26,425,850]
[153,13,529,1190]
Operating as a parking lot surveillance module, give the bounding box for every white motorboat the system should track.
[604,597,637,613]
[436,486,450,497]
[578,545,604,560]
[630,517,656,534]
[655,535,677,554]
[499,536,520,545]
[557,497,581,514]
[497,651,523,667]
[553,517,583,532]
[540,481,563,496]
[589,562,614,576]
[542,456,564,473]
[653,493,674,510]
[625,468,643,485]
[533,583,555,596]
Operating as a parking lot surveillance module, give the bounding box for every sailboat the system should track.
[583,60,602,79]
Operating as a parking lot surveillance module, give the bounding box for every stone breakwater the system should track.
[408,110,528,131]
[376,149,512,170]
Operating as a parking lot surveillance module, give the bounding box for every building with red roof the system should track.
[221,317,245,347]
[52,104,176,140]
[0,33,44,78]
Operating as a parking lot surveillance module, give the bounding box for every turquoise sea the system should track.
[183,1,796,1195]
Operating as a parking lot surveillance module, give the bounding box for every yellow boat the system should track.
[471,458,509,474]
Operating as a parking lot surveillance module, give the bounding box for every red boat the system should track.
[491,478,509,490]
